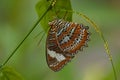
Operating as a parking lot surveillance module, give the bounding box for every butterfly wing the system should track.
[46,19,90,71]
[46,23,73,72]
[56,20,90,55]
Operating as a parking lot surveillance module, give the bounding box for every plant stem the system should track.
[111,59,117,80]
[0,4,52,69]
[77,12,117,80]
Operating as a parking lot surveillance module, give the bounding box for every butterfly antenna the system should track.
[34,31,44,39]
[63,10,68,20]
[37,31,46,46]
[55,10,60,19]
[37,27,50,46]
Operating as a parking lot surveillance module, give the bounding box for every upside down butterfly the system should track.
[46,19,90,72]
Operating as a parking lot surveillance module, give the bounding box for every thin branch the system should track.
[0,1,53,69]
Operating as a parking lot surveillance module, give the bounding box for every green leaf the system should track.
[0,67,24,80]
[36,0,73,32]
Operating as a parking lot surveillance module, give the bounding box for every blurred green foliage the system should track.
[0,67,24,80]
[0,0,120,80]
[36,0,72,31]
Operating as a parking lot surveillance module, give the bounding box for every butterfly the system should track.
[46,19,90,72]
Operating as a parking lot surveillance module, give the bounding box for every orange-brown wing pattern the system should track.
[46,19,90,72]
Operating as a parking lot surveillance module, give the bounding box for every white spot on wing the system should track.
[70,27,75,36]
[57,28,64,36]
[47,49,66,62]
[61,36,70,44]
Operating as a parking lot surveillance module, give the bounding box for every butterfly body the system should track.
[46,19,90,71]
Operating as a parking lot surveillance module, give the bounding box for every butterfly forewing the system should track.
[46,19,90,71]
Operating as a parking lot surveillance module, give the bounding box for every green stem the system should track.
[78,12,117,80]
[61,9,117,80]
[111,59,117,80]
[0,4,52,69]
